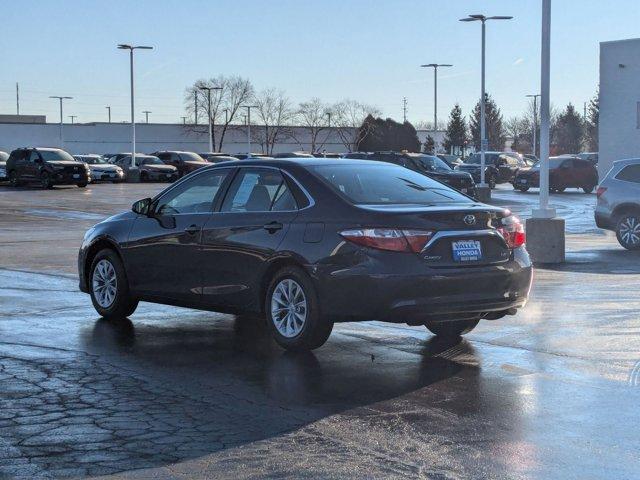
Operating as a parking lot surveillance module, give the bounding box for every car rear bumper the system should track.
[312,246,532,323]
[144,171,176,181]
[594,210,614,230]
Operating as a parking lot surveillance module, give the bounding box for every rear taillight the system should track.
[340,228,433,253]
[497,215,526,249]
[596,186,607,198]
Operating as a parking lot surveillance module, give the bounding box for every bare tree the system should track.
[253,88,294,155]
[183,75,254,152]
[291,98,331,153]
[332,99,381,151]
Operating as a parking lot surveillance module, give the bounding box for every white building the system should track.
[599,38,640,177]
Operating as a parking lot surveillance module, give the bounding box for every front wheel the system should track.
[77,182,87,188]
[40,171,53,189]
[616,214,640,250]
[265,266,333,351]
[89,249,138,319]
[516,186,529,192]
[425,318,480,338]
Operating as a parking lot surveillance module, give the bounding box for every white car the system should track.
[74,155,124,183]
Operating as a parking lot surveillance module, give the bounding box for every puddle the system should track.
[24,209,105,221]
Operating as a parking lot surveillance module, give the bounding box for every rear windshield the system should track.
[311,164,469,205]
[180,152,205,162]
[466,153,499,165]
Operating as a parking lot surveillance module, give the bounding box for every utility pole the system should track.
[420,63,453,132]
[143,110,151,123]
[106,106,111,123]
[242,105,258,154]
[402,97,407,122]
[526,94,541,157]
[194,91,198,124]
[16,83,19,115]
[223,109,229,124]
[49,96,73,147]
[181,116,187,124]
[69,115,76,124]
[199,86,222,152]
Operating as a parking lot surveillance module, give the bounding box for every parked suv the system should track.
[456,152,524,188]
[513,156,598,193]
[7,147,90,188]
[151,151,209,177]
[368,152,476,196]
[114,154,178,182]
[595,158,640,250]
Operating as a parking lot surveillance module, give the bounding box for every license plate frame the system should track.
[452,240,482,262]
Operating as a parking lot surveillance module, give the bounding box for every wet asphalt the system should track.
[0,182,639,479]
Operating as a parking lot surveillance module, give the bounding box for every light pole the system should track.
[49,96,73,147]
[199,86,222,152]
[106,106,111,123]
[526,94,541,157]
[242,105,258,154]
[69,115,76,124]
[420,63,452,133]
[117,44,153,174]
[460,14,512,195]
[181,116,187,125]
[143,111,151,123]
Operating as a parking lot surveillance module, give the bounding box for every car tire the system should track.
[89,249,139,319]
[77,182,87,188]
[516,186,529,192]
[582,184,595,194]
[265,266,333,351]
[40,171,53,189]
[615,213,640,250]
[8,170,21,187]
[488,176,496,189]
[424,318,480,337]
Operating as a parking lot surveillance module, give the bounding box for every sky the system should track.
[1,0,638,126]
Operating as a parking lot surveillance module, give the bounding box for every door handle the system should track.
[184,224,200,235]
[263,221,283,233]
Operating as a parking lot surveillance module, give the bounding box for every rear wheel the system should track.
[582,184,595,194]
[265,266,333,351]
[9,170,21,187]
[516,186,529,192]
[616,214,640,250]
[89,249,138,319]
[425,318,480,338]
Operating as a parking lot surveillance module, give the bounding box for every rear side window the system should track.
[615,165,640,183]
[221,168,297,212]
[311,164,468,205]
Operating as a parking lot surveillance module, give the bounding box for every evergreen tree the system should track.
[469,93,506,151]
[585,90,599,151]
[358,117,420,152]
[553,103,584,154]
[443,104,468,154]
[423,135,435,154]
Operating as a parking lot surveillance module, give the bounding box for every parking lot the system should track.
[1,182,639,479]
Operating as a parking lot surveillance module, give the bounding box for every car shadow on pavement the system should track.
[0,315,483,478]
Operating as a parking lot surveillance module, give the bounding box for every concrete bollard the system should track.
[525,217,565,264]
[475,186,492,203]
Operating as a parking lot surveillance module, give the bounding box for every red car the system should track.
[151,151,209,177]
[512,156,598,193]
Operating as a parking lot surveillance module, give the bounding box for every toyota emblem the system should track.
[463,214,476,226]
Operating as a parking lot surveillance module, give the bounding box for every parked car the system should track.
[113,154,178,182]
[151,151,209,177]
[456,152,523,188]
[74,154,124,183]
[6,147,90,188]
[273,152,315,158]
[78,158,532,350]
[105,153,137,164]
[199,152,238,162]
[595,158,640,250]
[367,151,476,196]
[233,153,273,160]
[342,152,370,159]
[313,152,342,158]
[0,151,9,181]
[437,154,464,169]
[523,154,539,164]
[512,156,598,193]
[577,152,599,165]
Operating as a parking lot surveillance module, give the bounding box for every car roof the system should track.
[204,158,393,169]
[613,157,640,166]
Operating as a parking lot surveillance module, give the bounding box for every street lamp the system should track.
[526,94,541,157]
[49,96,73,147]
[117,44,153,173]
[143,110,152,123]
[106,106,111,123]
[69,115,77,124]
[460,14,512,195]
[242,105,258,154]
[420,63,452,134]
[199,86,222,152]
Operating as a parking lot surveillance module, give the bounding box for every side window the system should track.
[561,159,573,169]
[155,169,230,215]
[574,159,589,169]
[221,169,297,212]
[28,151,40,163]
[156,153,169,161]
[171,153,182,163]
[615,165,640,183]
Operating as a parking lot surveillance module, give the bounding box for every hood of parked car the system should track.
[184,160,209,169]
[47,160,85,167]
[142,164,177,173]
[429,170,473,181]
[89,164,121,172]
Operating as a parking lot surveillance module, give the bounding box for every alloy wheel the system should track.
[271,279,308,338]
[92,259,118,308]
[618,216,640,247]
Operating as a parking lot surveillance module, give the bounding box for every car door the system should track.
[557,159,573,186]
[125,168,233,303]
[200,167,299,310]
[25,150,41,180]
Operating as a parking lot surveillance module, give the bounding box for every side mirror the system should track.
[132,197,152,215]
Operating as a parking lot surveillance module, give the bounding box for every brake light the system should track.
[497,215,526,249]
[340,228,433,253]
[596,186,607,198]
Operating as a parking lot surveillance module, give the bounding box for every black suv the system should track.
[7,147,90,188]
[367,152,476,196]
[456,152,525,189]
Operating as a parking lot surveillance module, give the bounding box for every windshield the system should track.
[311,164,469,205]
[83,156,107,164]
[39,149,76,162]
[139,156,163,166]
[180,152,205,162]
[408,155,452,173]
[465,153,499,165]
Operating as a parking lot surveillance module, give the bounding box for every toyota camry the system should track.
[78,158,532,350]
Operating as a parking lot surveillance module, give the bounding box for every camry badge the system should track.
[463,214,476,226]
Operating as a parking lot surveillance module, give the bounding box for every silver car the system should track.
[595,158,640,249]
